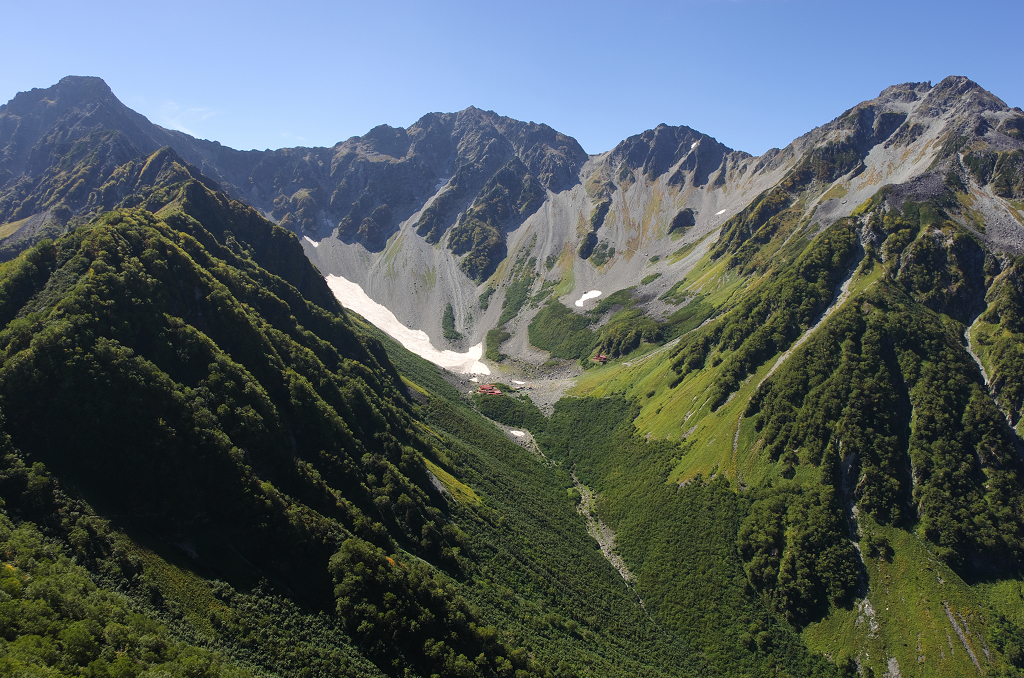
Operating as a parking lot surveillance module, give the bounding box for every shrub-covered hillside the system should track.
[0,160,713,677]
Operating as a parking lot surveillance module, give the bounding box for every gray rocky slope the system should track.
[1,76,1022,363]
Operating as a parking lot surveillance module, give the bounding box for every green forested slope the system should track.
[563,180,1024,675]
[0,159,717,677]
[535,398,849,677]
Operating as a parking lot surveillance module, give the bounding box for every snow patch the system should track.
[715,209,726,216]
[303,236,320,248]
[690,141,699,150]
[325,274,490,375]
[512,380,526,385]
[509,430,525,437]
[574,290,603,307]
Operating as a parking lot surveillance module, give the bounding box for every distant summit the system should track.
[1,74,1022,344]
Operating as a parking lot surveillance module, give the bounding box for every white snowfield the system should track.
[325,274,491,375]
[574,290,603,307]
[715,209,726,215]
[303,236,320,248]
[509,430,525,437]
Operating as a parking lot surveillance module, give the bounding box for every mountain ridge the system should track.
[2,73,1024,677]
[3,75,1023,360]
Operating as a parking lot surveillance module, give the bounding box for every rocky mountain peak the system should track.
[877,80,933,104]
[350,123,413,159]
[917,75,1008,118]
[0,75,115,118]
[605,123,740,189]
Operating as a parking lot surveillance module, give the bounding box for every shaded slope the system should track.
[0,158,706,677]
[0,176,513,676]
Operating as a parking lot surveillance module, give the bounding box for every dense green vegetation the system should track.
[0,513,253,677]
[0,206,453,573]
[478,286,495,310]
[975,256,1024,426]
[527,289,642,361]
[472,391,548,434]
[0,185,529,674]
[528,301,598,360]
[588,242,615,267]
[670,219,860,408]
[484,328,510,362]
[443,302,463,341]
[536,149,1024,671]
[964,149,1024,200]
[6,77,1024,678]
[498,278,531,326]
[749,269,1024,569]
[534,398,849,677]
[658,190,1024,580]
[0,159,728,678]
[355,326,708,678]
[529,288,714,363]
[737,483,860,625]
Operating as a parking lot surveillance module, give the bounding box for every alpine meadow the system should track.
[1,73,1024,677]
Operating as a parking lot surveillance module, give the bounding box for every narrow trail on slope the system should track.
[621,335,683,368]
[756,260,860,391]
[731,414,743,487]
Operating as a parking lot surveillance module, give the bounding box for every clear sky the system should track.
[2,0,1021,157]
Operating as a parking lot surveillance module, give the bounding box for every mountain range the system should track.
[1,74,1024,677]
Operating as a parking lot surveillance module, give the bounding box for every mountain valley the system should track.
[1,74,1024,677]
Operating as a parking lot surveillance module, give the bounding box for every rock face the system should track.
[1,75,1022,352]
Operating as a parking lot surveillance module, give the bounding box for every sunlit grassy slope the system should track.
[563,196,1024,677]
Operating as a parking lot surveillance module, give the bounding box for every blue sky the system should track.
[2,0,1021,156]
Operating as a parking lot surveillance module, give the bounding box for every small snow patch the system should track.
[325,274,490,375]
[690,141,699,150]
[512,380,526,385]
[715,209,726,216]
[509,430,525,437]
[574,290,602,307]
[303,236,320,248]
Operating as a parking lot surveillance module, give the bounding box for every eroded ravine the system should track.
[964,322,990,386]
[490,415,646,607]
[756,257,861,390]
[570,472,645,608]
[965,320,1017,430]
